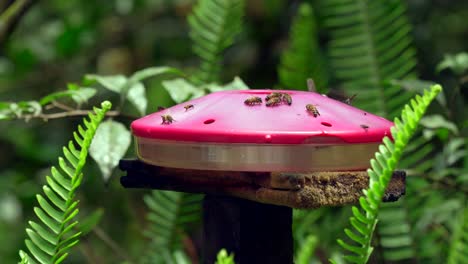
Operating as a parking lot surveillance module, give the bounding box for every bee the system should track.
[344,94,357,105]
[184,104,194,111]
[244,96,262,106]
[326,90,357,105]
[282,93,292,105]
[266,97,282,107]
[360,124,369,131]
[265,92,282,101]
[161,115,175,124]
[306,104,320,117]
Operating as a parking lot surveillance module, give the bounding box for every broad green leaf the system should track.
[388,79,446,107]
[8,101,42,118]
[0,102,12,120]
[39,91,74,106]
[89,120,131,181]
[162,78,202,103]
[126,82,147,116]
[129,66,183,84]
[68,84,97,105]
[205,77,249,93]
[437,52,468,74]
[419,115,459,134]
[85,74,127,93]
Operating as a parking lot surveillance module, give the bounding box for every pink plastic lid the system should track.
[131,90,392,145]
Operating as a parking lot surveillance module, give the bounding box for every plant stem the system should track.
[18,110,137,121]
[0,0,35,44]
[93,226,135,263]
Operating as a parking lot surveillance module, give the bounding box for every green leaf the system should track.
[89,120,131,182]
[39,91,74,106]
[139,191,203,262]
[188,0,245,84]
[205,76,249,92]
[321,0,416,119]
[0,102,12,120]
[216,249,235,264]
[68,84,97,105]
[162,78,203,103]
[447,207,468,264]
[126,82,147,116]
[19,102,111,264]
[129,66,184,84]
[419,115,459,134]
[85,74,127,93]
[278,3,328,92]
[295,235,318,264]
[335,85,441,263]
[437,52,468,75]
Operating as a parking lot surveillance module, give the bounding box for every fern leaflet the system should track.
[447,206,468,264]
[18,101,112,264]
[140,190,203,264]
[296,235,318,264]
[188,0,245,84]
[321,0,417,119]
[278,3,328,92]
[377,200,416,261]
[334,85,442,263]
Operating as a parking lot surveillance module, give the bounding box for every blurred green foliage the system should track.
[0,0,467,263]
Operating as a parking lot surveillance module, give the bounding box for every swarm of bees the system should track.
[161,114,175,124]
[266,96,282,106]
[265,92,292,106]
[306,104,320,117]
[244,96,263,106]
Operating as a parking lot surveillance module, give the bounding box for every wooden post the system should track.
[203,195,293,264]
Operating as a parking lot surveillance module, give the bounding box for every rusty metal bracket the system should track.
[119,159,405,209]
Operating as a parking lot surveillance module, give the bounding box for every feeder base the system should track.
[119,159,406,208]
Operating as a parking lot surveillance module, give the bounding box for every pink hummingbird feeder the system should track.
[131,89,393,172]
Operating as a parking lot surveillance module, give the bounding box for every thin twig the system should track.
[20,110,121,120]
[17,109,138,121]
[52,100,75,111]
[79,242,104,264]
[93,226,135,263]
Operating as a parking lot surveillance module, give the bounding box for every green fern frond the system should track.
[140,190,203,264]
[377,200,416,261]
[188,0,245,84]
[19,101,112,264]
[322,0,417,119]
[278,3,328,92]
[296,235,318,264]
[447,206,468,264]
[334,85,442,264]
[216,249,235,264]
